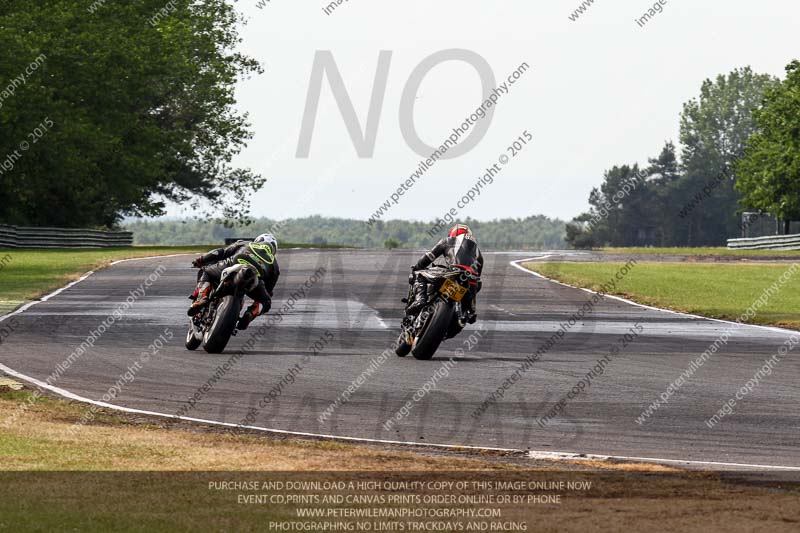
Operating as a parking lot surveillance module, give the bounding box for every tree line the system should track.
[125,216,567,250]
[566,64,800,248]
[0,0,262,228]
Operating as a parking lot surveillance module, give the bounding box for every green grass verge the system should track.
[0,389,324,530]
[2,386,798,530]
[0,246,209,314]
[600,247,800,257]
[0,388,498,530]
[525,261,800,329]
[0,243,347,314]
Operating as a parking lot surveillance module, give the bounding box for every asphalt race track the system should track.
[1,250,798,471]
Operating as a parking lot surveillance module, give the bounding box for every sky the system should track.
[166,0,799,223]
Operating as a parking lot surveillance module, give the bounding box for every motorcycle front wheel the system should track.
[185,323,202,351]
[395,330,412,357]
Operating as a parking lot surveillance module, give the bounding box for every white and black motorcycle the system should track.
[185,263,259,354]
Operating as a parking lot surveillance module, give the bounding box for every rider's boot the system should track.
[187,283,212,316]
[406,280,428,315]
[237,303,262,330]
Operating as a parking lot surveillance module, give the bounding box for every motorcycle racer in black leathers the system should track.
[188,233,280,330]
[407,224,484,323]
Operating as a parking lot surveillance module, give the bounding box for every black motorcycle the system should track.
[396,262,480,360]
[185,263,259,354]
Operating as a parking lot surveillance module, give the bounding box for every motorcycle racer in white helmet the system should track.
[188,233,280,330]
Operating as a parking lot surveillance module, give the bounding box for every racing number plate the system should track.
[439,279,468,301]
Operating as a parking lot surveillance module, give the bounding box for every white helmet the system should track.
[254,233,278,254]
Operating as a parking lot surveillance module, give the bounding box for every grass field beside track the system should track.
[0,244,339,314]
[0,388,502,530]
[1,387,799,532]
[0,389,493,471]
[0,247,208,314]
[3,246,800,530]
[525,261,800,329]
[602,246,800,257]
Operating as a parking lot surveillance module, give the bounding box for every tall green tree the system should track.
[678,67,776,244]
[736,60,800,233]
[0,0,263,228]
[646,141,681,246]
[565,163,650,248]
[565,67,776,248]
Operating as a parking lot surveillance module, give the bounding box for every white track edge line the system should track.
[0,362,522,454]
[2,361,799,471]
[0,252,523,454]
[0,253,194,325]
[509,254,800,471]
[0,253,798,471]
[526,451,800,471]
[511,256,799,336]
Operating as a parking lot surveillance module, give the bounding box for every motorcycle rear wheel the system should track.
[202,295,241,354]
[411,299,454,360]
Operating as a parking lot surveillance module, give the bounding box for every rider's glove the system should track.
[191,257,203,268]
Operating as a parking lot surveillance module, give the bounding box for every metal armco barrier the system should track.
[0,224,133,248]
[727,233,800,251]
